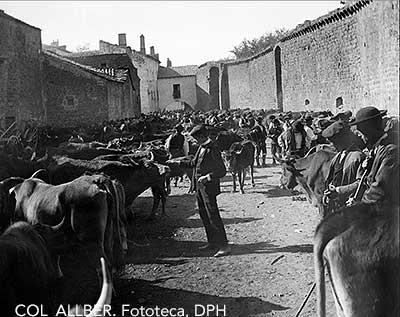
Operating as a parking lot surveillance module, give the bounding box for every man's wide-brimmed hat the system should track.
[350,106,387,125]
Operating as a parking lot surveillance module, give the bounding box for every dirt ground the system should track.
[114,156,337,317]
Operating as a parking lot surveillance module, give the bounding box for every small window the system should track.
[305,99,310,106]
[63,95,77,110]
[336,97,343,108]
[173,84,181,99]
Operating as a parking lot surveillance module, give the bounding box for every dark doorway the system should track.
[220,64,230,110]
[209,67,220,109]
[274,46,283,111]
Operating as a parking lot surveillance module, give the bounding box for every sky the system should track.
[1,1,341,66]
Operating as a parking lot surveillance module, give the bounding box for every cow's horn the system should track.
[51,217,65,231]
[149,151,155,161]
[30,169,48,181]
[85,257,112,317]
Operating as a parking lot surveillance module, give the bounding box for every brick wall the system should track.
[0,11,43,128]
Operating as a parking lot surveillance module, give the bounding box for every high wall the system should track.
[280,0,399,115]
[224,0,399,115]
[0,10,43,128]
[226,49,277,110]
[157,76,197,110]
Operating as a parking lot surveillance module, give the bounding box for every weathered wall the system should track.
[66,53,141,116]
[196,62,225,111]
[0,10,43,128]
[43,55,109,127]
[226,49,277,110]
[99,40,159,113]
[280,0,399,115]
[223,0,399,115]
[157,76,197,110]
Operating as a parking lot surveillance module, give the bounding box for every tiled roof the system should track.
[44,51,128,82]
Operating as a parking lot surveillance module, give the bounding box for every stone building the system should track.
[157,64,197,111]
[43,51,137,127]
[223,0,399,115]
[0,9,44,129]
[61,52,141,115]
[195,61,230,111]
[98,34,160,113]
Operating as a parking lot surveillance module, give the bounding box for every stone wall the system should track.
[99,40,160,114]
[224,0,399,115]
[43,54,131,127]
[66,53,141,116]
[0,10,43,128]
[280,0,399,115]
[196,62,226,111]
[157,76,197,110]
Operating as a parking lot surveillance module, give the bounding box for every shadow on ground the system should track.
[113,278,289,317]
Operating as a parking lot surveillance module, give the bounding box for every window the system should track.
[173,84,181,99]
[336,97,343,108]
[62,95,77,110]
[305,99,310,106]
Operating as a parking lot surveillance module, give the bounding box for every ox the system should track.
[10,173,127,271]
[48,156,168,219]
[279,149,336,218]
[314,203,399,317]
[0,221,112,317]
[164,155,194,194]
[222,140,256,194]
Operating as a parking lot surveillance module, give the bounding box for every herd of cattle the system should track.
[0,111,398,317]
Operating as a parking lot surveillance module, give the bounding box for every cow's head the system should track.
[0,177,24,233]
[279,158,306,189]
[222,145,243,173]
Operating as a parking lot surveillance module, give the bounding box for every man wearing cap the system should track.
[165,124,189,158]
[189,125,231,257]
[303,115,318,150]
[251,116,268,166]
[279,119,308,158]
[338,106,398,207]
[321,120,366,215]
[268,118,283,164]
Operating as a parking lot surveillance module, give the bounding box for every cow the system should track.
[215,130,243,151]
[222,140,256,194]
[0,221,112,317]
[9,173,127,271]
[314,203,399,317]
[48,156,169,219]
[278,149,336,218]
[164,155,194,195]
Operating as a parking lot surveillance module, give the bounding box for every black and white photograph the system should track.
[0,1,399,316]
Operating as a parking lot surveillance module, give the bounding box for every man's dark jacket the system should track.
[190,139,226,196]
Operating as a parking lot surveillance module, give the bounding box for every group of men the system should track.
[166,106,398,259]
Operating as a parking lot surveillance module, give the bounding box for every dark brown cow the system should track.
[279,149,336,217]
[314,203,399,317]
[222,140,256,194]
[10,174,127,271]
[0,221,112,317]
[48,156,169,218]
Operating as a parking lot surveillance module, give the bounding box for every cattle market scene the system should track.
[0,1,399,317]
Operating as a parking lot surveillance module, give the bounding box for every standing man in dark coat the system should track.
[189,125,231,257]
[165,124,188,158]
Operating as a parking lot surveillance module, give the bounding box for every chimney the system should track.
[167,58,172,68]
[140,34,146,54]
[150,46,155,56]
[118,33,127,47]
[155,53,159,61]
